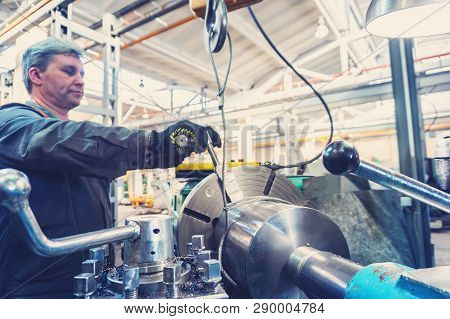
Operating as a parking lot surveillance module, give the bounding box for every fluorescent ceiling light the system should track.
[366,0,450,38]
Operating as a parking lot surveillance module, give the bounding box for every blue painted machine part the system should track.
[345,262,450,299]
[288,246,450,299]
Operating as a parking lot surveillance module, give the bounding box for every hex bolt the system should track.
[103,244,110,259]
[191,235,205,255]
[89,247,105,271]
[82,259,101,279]
[201,259,222,293]
[186,242,193,256]
[196,250,212,270]
[73,273,96,299]
[163,262,182,299]
[103,244,110,266]
[122,266,140,299]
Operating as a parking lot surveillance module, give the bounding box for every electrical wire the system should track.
[425,98,438,133]
[248,6,334,170]
[207,27,232,210]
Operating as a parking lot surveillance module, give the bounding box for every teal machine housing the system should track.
[346,263,449,299]
[288,247,450,299]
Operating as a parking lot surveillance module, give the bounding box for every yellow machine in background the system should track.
[129,195,154,208]
[175,161,260,178]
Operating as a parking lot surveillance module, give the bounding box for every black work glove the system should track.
[146,120,221,169]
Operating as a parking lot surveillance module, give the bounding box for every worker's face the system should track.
[31,54,85,110]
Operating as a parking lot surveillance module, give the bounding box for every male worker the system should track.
[0,38,220,298]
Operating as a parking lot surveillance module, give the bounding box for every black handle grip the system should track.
[322,141,360,175]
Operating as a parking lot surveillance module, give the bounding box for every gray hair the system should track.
[22,37,83,93]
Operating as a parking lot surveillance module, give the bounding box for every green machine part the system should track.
[180,180,200,205]
[287,176,310,191]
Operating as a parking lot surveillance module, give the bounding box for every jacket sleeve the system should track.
[0,108,149,179]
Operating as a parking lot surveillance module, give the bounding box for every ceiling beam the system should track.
[89,0,152,30]
[253,69,284,94]
[293,29,369,69]
[121,53,220,97]
[348,0,377,52]
[312,0,360,67]
[125,70,450,128]
[123,33,243,92]
[114,0,188,36]
[229,12,334,82]
[122,103,137,123]
[254,30,369,95]
[0,0,75,47]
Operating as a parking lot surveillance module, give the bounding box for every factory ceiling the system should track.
[0,0,449,126]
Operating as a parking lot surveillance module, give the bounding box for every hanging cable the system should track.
[207,30,232,209]
[248,6,334,170]
[205,0,232,208]
[209,34,236,286]
[205,0,236,287]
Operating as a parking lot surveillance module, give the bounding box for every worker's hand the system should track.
[146,120,221,169]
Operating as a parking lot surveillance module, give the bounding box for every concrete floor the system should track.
[432,230,450,266]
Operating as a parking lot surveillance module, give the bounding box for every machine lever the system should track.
[0,169,141,257]
[322,141,450,213]
[206,131,220,169]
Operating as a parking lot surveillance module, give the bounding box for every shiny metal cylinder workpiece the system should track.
[287,246,362,299]
[177,166,348,298]
[218,197,350,298]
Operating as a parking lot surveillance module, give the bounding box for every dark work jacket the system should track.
[0,103,148,298]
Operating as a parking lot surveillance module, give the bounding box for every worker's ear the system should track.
[28,67,43,86]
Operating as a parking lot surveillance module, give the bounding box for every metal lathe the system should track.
[0,142,449,299]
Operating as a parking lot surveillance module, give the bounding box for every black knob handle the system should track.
[322,141,360,175]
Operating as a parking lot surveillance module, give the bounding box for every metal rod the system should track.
[115,0,189,36]
[0,0,40,31]
[356,160,450,213]
[322,141,450,213]
[18,205,139,257]
[0,0,52,38]
[85,1,192,52]
[0,169,140,257]
[206,132,220,168]
[89,0,152,30]
[287,246,362,299]
[120,15,196,49]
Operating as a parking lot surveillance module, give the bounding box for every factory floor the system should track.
[117,205,450,267]
[432,230,450,266]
